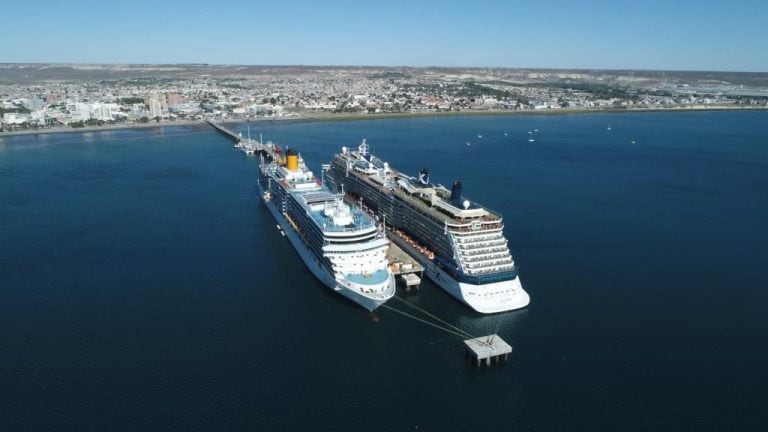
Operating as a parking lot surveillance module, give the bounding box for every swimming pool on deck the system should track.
[346,270,389,285]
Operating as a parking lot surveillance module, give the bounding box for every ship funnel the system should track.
[450,180,463,202]
[418,168,430,186]
[286,148,299,171]
[358,139,369,158]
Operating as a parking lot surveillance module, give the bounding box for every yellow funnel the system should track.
[286,149,299,171]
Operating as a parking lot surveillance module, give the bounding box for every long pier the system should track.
[207,119,242,142]
[206,119,280,160]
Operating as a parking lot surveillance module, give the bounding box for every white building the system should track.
[2,112,32,125]
[149,97,163,118]
[67,102,92,121]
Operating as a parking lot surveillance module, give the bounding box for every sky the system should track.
[3,0,767,72]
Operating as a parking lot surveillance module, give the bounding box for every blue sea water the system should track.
[1,111,767,431]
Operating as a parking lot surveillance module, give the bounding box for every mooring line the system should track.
[381,304,471,340]
[392,295,475,339]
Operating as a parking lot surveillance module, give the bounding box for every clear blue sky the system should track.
[3,0,767,72]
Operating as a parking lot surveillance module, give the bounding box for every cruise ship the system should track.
[325,140,530,314]
[257,147,396,311]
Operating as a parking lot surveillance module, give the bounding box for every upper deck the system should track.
[333,151,504,231]
[304,196,376,233]
[263,160,377,235]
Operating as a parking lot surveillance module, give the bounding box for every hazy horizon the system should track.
[4,0,767,73]
[2,63,767,75]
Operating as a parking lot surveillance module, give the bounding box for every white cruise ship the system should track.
[258,147,395,311]
[325,140,530,313]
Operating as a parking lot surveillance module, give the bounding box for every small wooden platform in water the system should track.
[464,335,512,367]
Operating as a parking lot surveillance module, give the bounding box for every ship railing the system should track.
[322,224,374,233]
[458,243,505,251]
[463,259,513,270]
[461,253,512,264]
[453,234,506,243]
[463,261,514,271]
[461,252,510,261]
[320,215,375,233]
[459,246,509,257]
[464,263,517,276]
[478,208,504,222]
[463,259,514,270]
[455,237,506,247]
[447,222,503,232]
[456,240,508,250]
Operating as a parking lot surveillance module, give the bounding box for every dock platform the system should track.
[387,241,424,291]
[464,335,512,367]
[400,273,421,288]
[206,120,281,160]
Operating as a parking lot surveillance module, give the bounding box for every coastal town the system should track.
[1,63,767,133]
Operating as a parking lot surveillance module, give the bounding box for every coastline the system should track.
[2,105,765,138]
[0,120,206,138]
[301,105,768,123]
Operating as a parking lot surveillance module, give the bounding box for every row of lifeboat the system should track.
[344,191,436,261]
[389,227,436,261]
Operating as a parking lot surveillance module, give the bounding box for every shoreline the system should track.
[298,105,768,123]
[0,120,206,138]
[2,106,766,138]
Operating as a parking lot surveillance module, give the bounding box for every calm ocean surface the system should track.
[1,111,767,431]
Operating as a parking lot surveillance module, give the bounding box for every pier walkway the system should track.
[206,120,280,160]
[386,242,424,291]
[207,119,241,142]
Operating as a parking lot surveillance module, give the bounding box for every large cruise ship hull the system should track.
[259,190,391,311]
[387,233,529,313]
[327,156,529,314]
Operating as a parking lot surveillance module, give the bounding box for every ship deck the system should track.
[393,187,505,229]
[308,207,373,232]
[346,269,389,285]
[344,158,501,227]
